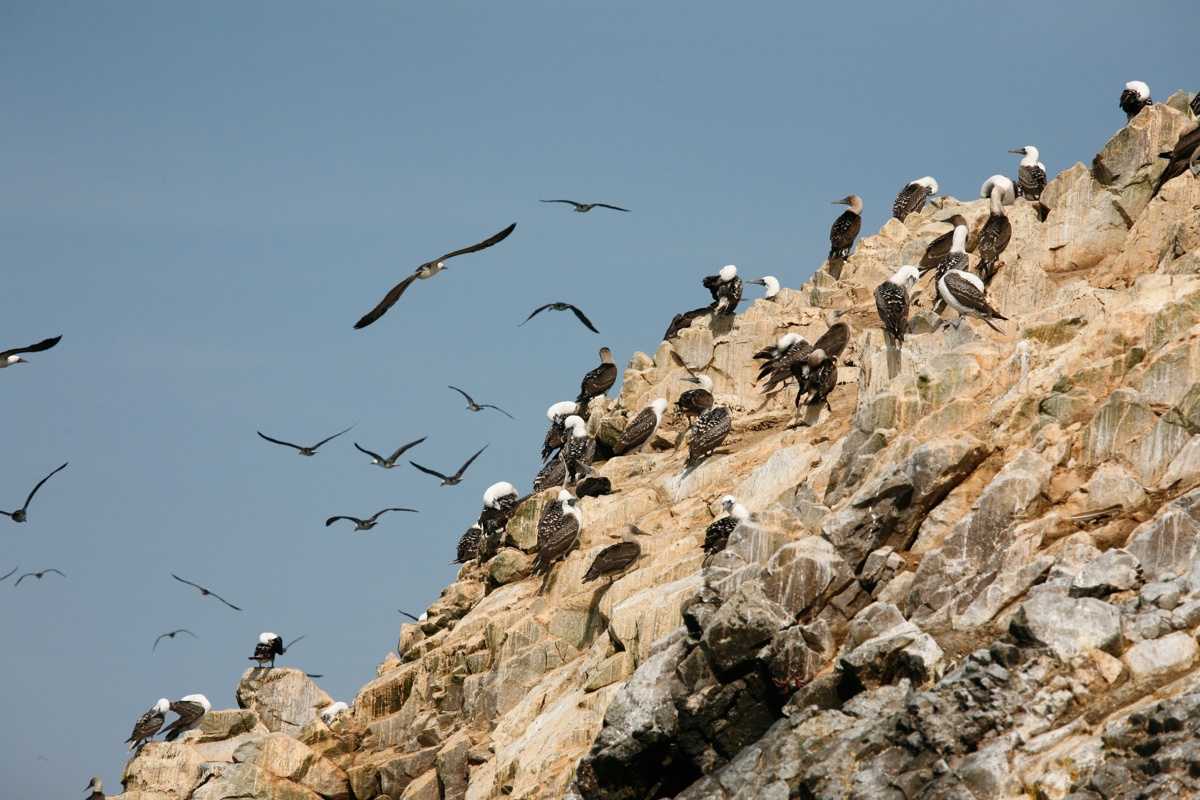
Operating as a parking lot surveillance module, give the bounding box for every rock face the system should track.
[117,96,1200,800]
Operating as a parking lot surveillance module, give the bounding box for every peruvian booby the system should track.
[1120,81,1152,120]
[1193,93,1200,117]
[977,177,1014,282]
[449,386,514,419]
[540,199,629,213]
[746,276,780,299]
[520,302,600,333]
[0,335,62,368]
[686,405,732,467]
[86,777,105,799]
[582,525,651,583]
[925,216,970,283]
[612,398,669,455]
[354,436,426,468]
[454,523,484,564]
[125,699,170,751]
[937,270,1008,332]
[561,415,596,481]
[575,465,613,498]
[702,265,743,316]
[675,374,715,421]
[320,702,349,726]
[354,223,517,329]
[533,490,582,575]
[663,307,711,341]
[576,347,618,406]
[249,632,286,667]
[757,333,813,395]
[153,628,198,651]
[791,349,838,422]
[812,318,851,361]
[257,425,353,456]
[325,507,418,530]
[1010,147,1047,201]
[892,177,939,221]
[1157,124,1200,189]
[410,444,489,486]
[981,175,1017,206]
[828,195,863,260]
[14,568,65,586]
[533,454,568,493]
[171,573,242,611]
[478,481,522,536]
[1,461,67,523]
[874,265,920,349]
[162,694,211,741]
[541,401,579,461]
[918,214,967,269]
[704,496,749,565]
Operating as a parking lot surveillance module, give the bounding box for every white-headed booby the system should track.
[612,398,668,455]
[533,490,582,575]
[479,481,522,537]
[892,177,938,221]
[937,269,1008,332]
[675,374,715,421]
[410,444,489,486]
[455,523,484,564]
[757,333,812,395]
[1010,147,1047,201]
[583,525,652,583]
[829,195,863,259]
[85,777,105,800]
[520,302,600,333]
[249,632,286,667]
[162,694,211,742]
[746,276,780,299]
[355,436,426,468]
[918,213,967,269]
[577,347,618,407]
[1120,81,1152,120]
[257,425,354,456]
[1,462,67,523]
[928,216,970,282]
[125,698,170,751]
[978,178,1014,282]
[325,507,417,530]
[686,405,732,467]
[542,401,579,461]
[874,265,920,349]
[702,265,743,316]
[0,335,62,368]
[561,415,596,481]
[704,496,749,565]
[533,454,568,494]
[320,702,350,725]
[540,199,629,213]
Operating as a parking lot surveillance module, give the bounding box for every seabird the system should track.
[532,454,568,493]
[153,629,198,651]
[874,265,920,349]
[582,525,652,583]
[686,405,732,468]
[249,632,286,667]
[478,481,522,536]
[125,699,169,751]
[1010,147,1047,201]
[1193,92,1200,117]
[1157,124,1200,189]
[541,401,579,462]
[892,177,938,221]
[663,307,711,341]
[576,347,618,406]
[171,573,241,611]
[937,269,1008,332]
[320,702,349,726]
[675,374,715,422]
[981,175,1017,206]
[519,302,600,333]
[702,265,743,316]
[454,523,484,564]
[354,436,426,468]
[924,215,970,283]
[977,177,1014,282]
[540,199,629,213]
[828,195,863,260]
[703,495,749,565]
[560,415,596,481]
[532,490,583,575]
[325,507,418,530]
[13,568,65,586]
[0,335,62,369]
[410,444,488,486]
[354,223,517,329]
[161,694,211,742]
[1120,81,1152,120]
[0,565,18,583]
[449,386,514,419]
[257,425,353,456]
[1,462,67,523]
[85,777,105,799]
[757,333,812,395]
[612,398,669,455]
[791,349,838,422]
[398,609,423,621]
[918,214,967,269]
[811,318,851,361]
[745,276,780,299]
[575,465,613,498]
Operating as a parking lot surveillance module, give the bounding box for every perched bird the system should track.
[519,302,599,333]
[85,777,105,799]
[874,265,920,349]
[675,374,715,422]
[577,347,618,406]
[582,525,652,583]
[757,333,812,395]
[162,694,211,742]
[745,276,780,300]
[926,215,970,283]
[14,568,65,586]
[0,335,62,369]
[171,573,241,611]
[257,425,353,456]
[828,195,863,260]
[411,444,489,486]
[612,398,669,455]
[532,454,568,494]
[791,349,838,422]
[937,270,1008,333]
[1157,124,1200,189]
[1010,146,1047,201]
[560,415,596,481]
[320,702,349,726]
[532,490,583,575]
[575,465,613,498]
[918,214,967,270]
[1119,81,1152,121]
[354,223,517,329]
[449,386,514,419]
[153,629,198,651]
[703,496,750,565]
[811,318,851,361]
[686,405,732,468]
[325,507,417,530]
[125,699,169,751]
[478,481,522,535]
[980,175,1017,207]
[977,177,1014,282]
[1,462,67,523]
[541,401,580,462]
[892,177,938,221]
[454,523,484,564]
[540,199,629,213]
[663,307,712,341]
[248,632,285,667]
[354,436,426,468]
[702,265,743,316]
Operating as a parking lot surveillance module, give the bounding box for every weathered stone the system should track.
[233,732,352,800]
[700,582,791,674]
[236,668,334,736]
[1126,488,1200,580]
[1121,631,1199,679]
[1010,594,1123,659]
[191,762,324,800]
[1069,549,1143,597]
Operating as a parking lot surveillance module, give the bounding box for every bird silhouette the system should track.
[171,574,241,610]
[519,302,599,333]
[14,568,65,587]
[354,437,426,468]
[257,425,353,456]
[410,444,489,486]
[325,508,418,530]
[539,199,629,213]
[0,335,62,368]
[1,462,68,523]
[449,386,513,419]
[153,629,198,651]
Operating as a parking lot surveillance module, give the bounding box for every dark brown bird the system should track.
[892,177,938,221]
[1,462,67,523]
[124,699,169,751]
[257,425,353,456]
[874,265,920,349]
[582,525,652,582]
[411,444,488,486]
[1158,124,1200,190]
[533,454,568,494]
[576,347,618,407]
[977,183,1013,283]
[14,568,65,586]
[575,466,613,498]
[663,307,711,341]
[540,199,629,213]
[675,374,715,422]
[686,405,732,468]
[612,399,668,455]
[532,490,582,575]
[153,629,198,651]
[828,195,863,260]
[354,436,426,468]
[519,302,600,333]
[449,386,514,419]
[918,214,967,269]
[171,573,241,611]
[791,349,838,414]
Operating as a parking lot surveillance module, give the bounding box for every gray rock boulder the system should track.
[1009,594,1123,659]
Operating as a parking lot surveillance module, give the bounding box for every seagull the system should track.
[1,462,68,523]
[171,573,241,611]
[85,777,105,799]
[325,507,418,530]
[162,694,211,742]
[519,302,599,333]
[540,199,629,213]
[257,425,354,456]
[0,565,18,583]
[449,386,514,419]
[153,629,198,651]
[354,223,517,329]
[0,335,62,369]
[411,444,489,486]
[354,436,426,468]
[124,699,169,751]
[14,568,65,586]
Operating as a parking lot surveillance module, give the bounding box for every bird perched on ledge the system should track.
[162,695,211,742]
[533,490,582,576]
[249,632,286,667]
[703,496,749,565]
[874,265,920,350]
[1010,146,1047,201]
[124,698,169,751]
[892,177,938,221]
[828,195,863,260]
[675,374,714,422]
[1119,81,1152,121]
[612,398,669,455]
[937,270,1008,333]
[583,525,652,583]
[686,405,732,467]
[702,265,743,316]
[977,176,1015,282]
[577,347,618,408]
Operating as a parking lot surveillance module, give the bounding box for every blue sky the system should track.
[2,2,1196,796]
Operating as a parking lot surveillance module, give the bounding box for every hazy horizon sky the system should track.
[2,2,1197,797]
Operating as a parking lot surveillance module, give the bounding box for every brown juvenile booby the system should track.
[582,525,652,583]
[1120,81,1152,121]
[702,265,743,315]
[576,347,618,407]
[686,405,732,467]
[161,694,211,741]
[354,223,517,329]
[703,495,749,565]
[125,699,169,751]
[257,425,353,456]
[171,573,241,611]
[828,195,863,260]
[14,568,65,586]
[325,507,418,530]
[675,374,715,422]
[519,302,600,333]
[663,307,712,341]
[354,436,426,468]
[745,276,780,299]
[449,386,514,419]
[454,523,484,564]
[541,401,579,461]
[532,490,582,575]
[0,335,62,368]
[153,629,198,651]
[540,199,629,213]
[874,265,920,349]
[411,444,488,486]
[612,398,669,455]
[85,777,105,799]
[812,318,851,361]
[892,177,938,221]
[977,177,1014,282]
[937,269,1008,332]
[533,454,568,493]
[1,462,67,523]
[918,214,968,269]
[1010,146,1047,201]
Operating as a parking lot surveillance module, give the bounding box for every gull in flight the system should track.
[449,386,514,419]
[257,425,354,456]
[14,568,65,586]
[519,302,599,333]
[540,199,629,213]
[1,462,68,523]
[325,507,418,530]
[153,629,198,651]
[354,436,426,468]
[171,573,241,611]
[411,444,488,486]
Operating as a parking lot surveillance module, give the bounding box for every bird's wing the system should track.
[449,386,475,404]
[812,323,850,360]
[354,272,420,329]
[540,200,582,209]
[311,424,355,450]
[15,573,34,586]
[0,335,63,360]
[0,565,17,582]
[454,444,489,477]
[386,437,427,461]
[944,273,1006,326]
[519,304,554,326]
[592,203,630,212]
[481,404,515,419]
[0,510,12,518]
[410,462,450,481]
[45,568,65,578]
[208,591,241,611]
[353,442,386,462]
[22,462,68,510]
[284,634,307,650]
[398,610,419,621]
[257,432,303,450]
[171,573,203,592]
[376,507,419,518]
[178,629,198,639]
[325,516,362,527]
[567,305,600,333]
[153,633,168,651]
[434,222,517,263]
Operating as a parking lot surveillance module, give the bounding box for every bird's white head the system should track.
[547,401,577,421]
[259,632,278,645]
[893,265,921,288]
[980,175,1016,206]
[154,698,171,714]
[649,398,669,418]
[1126,80,1150,101]
[684,373,714,391]
[916,176,939,194]
[180,694,212,711]
[86,778,103,793]
[1010,146,1039,165]
[556,489,574,503]
[484,481,517,508]
[564,415,587,435]
[719,495,737,511]
[777,332,804,350]
[6,355,27,366]
[718,264,738,282]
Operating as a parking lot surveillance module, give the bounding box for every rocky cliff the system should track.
[117,92,1200,800]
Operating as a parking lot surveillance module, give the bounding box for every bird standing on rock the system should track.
[874,265,920,350]
[828,195,863,260]
[686,406,732,468]
[892,177,938,221]
[702,265,743,316]
[612,399,669,455]
[576,347,618,408]
[1010,146,1047,201]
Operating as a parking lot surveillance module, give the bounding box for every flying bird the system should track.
[153,629,198,651]
[540,199,629,213]
[828,195,863,260]
[354,436,426,468]
[0,565,18,583]
[257,425,354,456]
[1010,146,1047,201]
[14,568,65,586]
[1120,81,1152,120]
[1,462,68,523]
[449,386,514,419]
[162,694,211,742]
[892,177,938,221]
[125,699,169,751]
[325,507,417,530]
[576,347,618,407]
[85,777,105,799]
[0,335,62,369]
[398,609,423,622]
[519,302,600,333]
[171,573,241,611]
[411,444,489,486]
[354,223,517,329]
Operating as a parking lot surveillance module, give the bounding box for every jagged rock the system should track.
[236,668,333,736]
[839,619,944,692]
[1126,487,1200,580]
[1121,631,1199,680]
[1009,594,1123,659]
[1069,549,1143,597]
[232,733,352,800]
[700,582,790,674]
[191,762,323,800]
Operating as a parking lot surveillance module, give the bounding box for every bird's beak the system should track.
[746,279,765,286]
[831,197,851,205]
[1008,148,1024,154]
[632,526,652,536]
[16,357,28,364]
